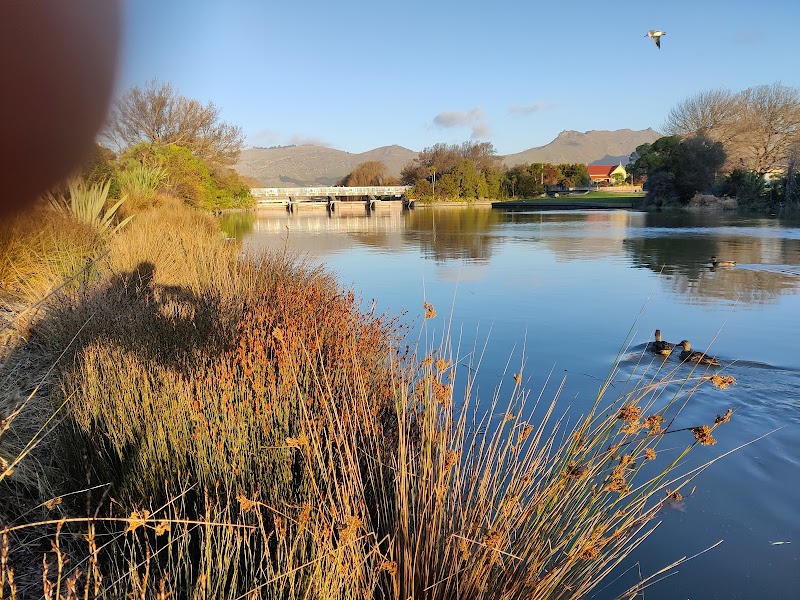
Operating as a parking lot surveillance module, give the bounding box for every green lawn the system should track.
[576,191,646,200]
[507,192,644,204]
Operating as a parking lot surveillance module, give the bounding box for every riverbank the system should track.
[492,199,637,209]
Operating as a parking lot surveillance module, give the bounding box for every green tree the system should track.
[437,173,460,199]
[483,166,504,199]
[631,135,726,205]
[454,160,479,199]
[719,169,767,207]
[401,141,502,196]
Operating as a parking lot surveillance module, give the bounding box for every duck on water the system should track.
[711,256,737,268]
[649,329,673,356]
[676,340,721,366]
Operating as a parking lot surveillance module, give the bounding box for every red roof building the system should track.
[587,163,627,184]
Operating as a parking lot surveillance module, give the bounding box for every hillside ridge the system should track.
[235,129,661,186]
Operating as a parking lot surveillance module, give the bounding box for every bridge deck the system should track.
[251,185,411,201]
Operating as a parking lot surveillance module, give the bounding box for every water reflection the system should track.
[624,212,800,305]
[218,211,256,240]
[240,206,800,306]
[520,210,640,261]
[403,206,501,263]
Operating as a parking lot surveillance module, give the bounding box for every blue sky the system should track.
[119,0,800,155]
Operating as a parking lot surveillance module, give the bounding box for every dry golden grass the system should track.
[1,202,737,599]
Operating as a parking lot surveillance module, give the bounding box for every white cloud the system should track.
[433,108,485,128]
[432,108,490,139]
[509,101,559,116]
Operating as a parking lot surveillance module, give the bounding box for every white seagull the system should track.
[645,30,666,49]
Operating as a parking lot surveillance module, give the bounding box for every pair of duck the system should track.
[649,329,721,366]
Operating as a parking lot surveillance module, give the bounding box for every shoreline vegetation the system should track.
[1,196,739,599]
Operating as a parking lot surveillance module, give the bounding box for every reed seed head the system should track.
[715,408,733,424]
[691,425,717,446]
[617,404,641,422]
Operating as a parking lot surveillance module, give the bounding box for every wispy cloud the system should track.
[509,101,559,116]
[289,134,329,147]
[432,108,490,139]
[249,128,281,146]
[247,129,330,147]
[470,122,492,139]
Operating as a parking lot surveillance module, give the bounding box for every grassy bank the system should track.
[1,202,734,598]
[508,192,644,203]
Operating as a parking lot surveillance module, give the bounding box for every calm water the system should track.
[229,204,800,599]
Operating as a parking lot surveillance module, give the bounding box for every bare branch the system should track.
[108,79,243,166]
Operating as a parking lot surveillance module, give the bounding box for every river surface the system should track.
[228,204,800,599]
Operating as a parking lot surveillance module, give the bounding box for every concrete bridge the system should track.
[252,185,411,203]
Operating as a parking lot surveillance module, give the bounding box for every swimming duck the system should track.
[645,30,666,49]
[649,329,673,356]
[711,256,736,267]
[676,340,721,367]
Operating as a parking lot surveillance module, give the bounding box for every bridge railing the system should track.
[251,185,412,199]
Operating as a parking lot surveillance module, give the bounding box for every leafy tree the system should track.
[482,167,504,199]
[477,174,489,199]
[506,164,544,198]
[411,177,432,199]
[402,141,505,199]
[543,164,561,186]
[109,79,244,166]
[337,161,388,186]
[453,160,479,199]
[631,135,726,205]
[437,173,460,199]
[557,163,590,186]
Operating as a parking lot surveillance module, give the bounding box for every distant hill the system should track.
[234,129,662,186]
[234,145,416,187]
[502,129,661,167]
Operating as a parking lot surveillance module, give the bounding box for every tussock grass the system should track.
[0,206,102,306]
[0,203,735,599]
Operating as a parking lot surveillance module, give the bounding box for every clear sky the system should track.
[119,0,800,155]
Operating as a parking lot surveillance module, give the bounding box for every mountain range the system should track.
[234,128,661,187]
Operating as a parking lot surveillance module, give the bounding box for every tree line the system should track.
[631,82,800,209]
[337,141,592,201]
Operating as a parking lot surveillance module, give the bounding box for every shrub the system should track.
[117,163,167,212]
[120,143,253,210]
[688,193,738,211]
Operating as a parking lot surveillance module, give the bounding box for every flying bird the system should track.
[645,30,666,49]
